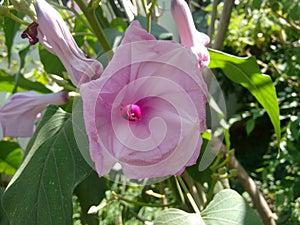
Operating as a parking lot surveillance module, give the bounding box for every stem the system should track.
[49,75,78,92]
[208,0,219,40]
[141,0,157,33]
[141,0,147,14]
[12,73,20,93]
[5,9,30,25]
[213,0,234,50]
[206,178,217,204]
[90,0,101,10]
[176,176,200,214]
[112,191,175,208]
[211,137,277,225]
[75,0,111,52]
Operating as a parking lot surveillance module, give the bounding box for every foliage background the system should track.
[0,0,299,224]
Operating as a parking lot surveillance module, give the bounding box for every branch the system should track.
[208,0,219,40]
[211,137,277,225]
[212,0,234,50]
[75,0,111,52]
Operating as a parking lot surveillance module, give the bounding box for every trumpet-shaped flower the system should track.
[34,0,102,87]
[171,0,210,68]
[80,21,208,179]
[0,91,68,138]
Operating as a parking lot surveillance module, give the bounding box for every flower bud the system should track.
[34,0,103,87]
[171,0,210,68]
[0,91,69,137]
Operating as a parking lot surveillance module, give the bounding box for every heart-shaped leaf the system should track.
[2,105,92,225]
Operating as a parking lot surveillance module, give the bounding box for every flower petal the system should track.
[0,91,68,137]
[35,0,103,87]
[80,21,208,179]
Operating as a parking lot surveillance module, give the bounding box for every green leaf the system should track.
[208,49,281,142]
[135,16,173,40]
[245,119,255,135]
[201,189,263,225]
[0,187,9,225]
[0,141,23,175]
[18,45,31,72]
[2,105,92,225]
[154,208,205,225]
[0,70,51,93]
[74,172,107,225]
[39,46,66,76]
[3,10,23,65]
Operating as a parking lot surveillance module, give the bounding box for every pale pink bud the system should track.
[171,0,210,68]
[34,0,103,87]
[0,91,69,137]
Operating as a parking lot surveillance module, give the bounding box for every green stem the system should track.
[176,176,200,214]
[141,0,157,33]
[4,7,30,25]
[49,75,78,92]
[12,73,20,94]
[89,0,101,10]
[75,0,111,52]
[206,178,217,204]
[112,191,175,208]
[147,0,157,32]
[141,0,148,14]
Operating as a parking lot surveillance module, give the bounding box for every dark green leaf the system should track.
[18,45,31,72]
[154,208,204,225]
[39,46,66,76]
[3,10,23,65]
[0,70,51,93]
[135,16,173,40]
[74,172,107,225]
[201,189,263,225]
[95,5,110,28]
[252,0,263,9]
[110,18,128,32]
[246,119,255,135]
[0,141,23,175]
[2,105,92,225]
[0,187,9,225]
[208,49,281,142]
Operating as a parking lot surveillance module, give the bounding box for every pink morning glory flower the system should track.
[80,21,208,179]
[34,0,102,87]
[171,0,210,68]
[0,91,68,138]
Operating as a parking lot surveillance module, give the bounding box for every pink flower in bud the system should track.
[171,0,210,68]
[34,0,103,87]
[80,21,208,179]
[0,91,69,138]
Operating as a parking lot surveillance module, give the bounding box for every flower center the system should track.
[121,104,142,121]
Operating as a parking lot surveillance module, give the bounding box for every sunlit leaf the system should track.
[201,189,263,225]
[208,49,280,142]
[154,208,205,225]
[0,70,51,93]
[0,141,23,175]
